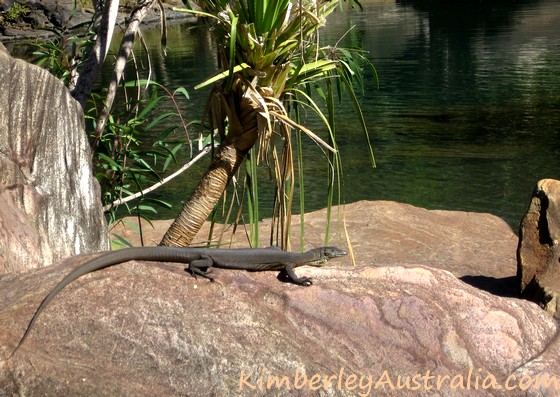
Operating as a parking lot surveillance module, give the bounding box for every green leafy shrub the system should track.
[30,26,195,238]
[0,3,30,25]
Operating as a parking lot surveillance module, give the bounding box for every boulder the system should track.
[3,202,553,395]
[289,201,518,279]
[0,0,15,13]
[1,252,558,396]
[517,179,560,318]
[0,49,109,273]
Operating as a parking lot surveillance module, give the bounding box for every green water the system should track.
[98,0,560,228]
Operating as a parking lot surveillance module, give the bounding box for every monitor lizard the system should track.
[9,246,346,358]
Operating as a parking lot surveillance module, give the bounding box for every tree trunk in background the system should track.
[160,91,260,247]
[70,0,120,106]
[91,0,157,148]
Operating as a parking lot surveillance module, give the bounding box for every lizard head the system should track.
[306,246,347,266]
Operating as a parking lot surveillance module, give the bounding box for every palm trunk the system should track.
[160,91,259,246]
[159,144,246,246]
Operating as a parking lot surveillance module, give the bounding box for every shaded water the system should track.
[316,0,560,228]
[96,0,560,227]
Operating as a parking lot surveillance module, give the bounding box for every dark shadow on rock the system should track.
[460,275,520,298]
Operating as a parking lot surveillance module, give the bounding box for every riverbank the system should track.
[0,0,195,43]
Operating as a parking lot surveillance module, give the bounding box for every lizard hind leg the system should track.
[185,256,215,282]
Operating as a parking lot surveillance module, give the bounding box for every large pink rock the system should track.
[116,200,519,281]
[3,201,557,396]
[1,254,557,396]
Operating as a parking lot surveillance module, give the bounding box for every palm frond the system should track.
[178,0,377,248]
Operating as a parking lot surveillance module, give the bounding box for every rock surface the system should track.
[517,179,560,318]
[1,0,92,40]
[0,47,108,273]
[0,253,557,396]
[2,201,559,396]
[0,0,193,42]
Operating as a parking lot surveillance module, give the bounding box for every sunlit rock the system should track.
[0,49,108,273]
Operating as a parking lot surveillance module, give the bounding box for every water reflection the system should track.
[315,0,559,228]
[101,1,560,227]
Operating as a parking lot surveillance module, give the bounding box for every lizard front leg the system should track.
[279,264,312,286]
[186,255,215,282]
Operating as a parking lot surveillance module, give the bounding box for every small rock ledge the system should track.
[518,179,560,318]
[0,0,193,42]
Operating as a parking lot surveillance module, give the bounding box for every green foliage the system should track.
[30,24,95,84]
[0,3,30,25]
[28,0,377,248]
[30,28,196,239]
[87,81,192,225]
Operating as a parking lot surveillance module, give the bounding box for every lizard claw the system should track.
[299,277,313,287]
[277,269,313,286]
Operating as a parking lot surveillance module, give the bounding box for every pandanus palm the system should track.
[160,0,375,247]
